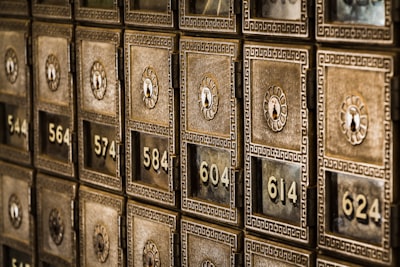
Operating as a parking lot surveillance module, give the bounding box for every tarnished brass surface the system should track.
[124,0,174,28]
[0,0,29,16]
[75,0,121,24]
[32,0,72,20]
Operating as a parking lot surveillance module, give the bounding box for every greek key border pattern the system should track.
[316,0,392,43]
[75,0,120,23]
[0,2,28,16]
[317,50,393,265]
[32,22,72,39]
[243,0,308,37]
[76,26,120,44]
[243,45,310,243]
[125,0,173,27]
[0,19,29,32]
[32,2,72,19]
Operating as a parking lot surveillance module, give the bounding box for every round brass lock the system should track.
[93,224,110,263]
[4,48,18,84]
[8,194,22,229]
[142,240,160,267]
[339,95,368,145]
[45,54,61,92]
[263,85,288,132]
[48,208,64,246]
[198,74,219,121]
[141,66,159,109]
[90,61,107,100]
[201,259,215,267]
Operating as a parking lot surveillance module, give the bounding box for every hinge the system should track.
[234,169,243,208]
[69,43,75,73]
[306,68,316,110]
[234,0,241,14]
[171,52,179,89]
[173,232,180,266]
[391,204,400,247]
[234,60,243,99]
[234,253,243,267]
[119,216,126,248]
[391,76,400,121]
[118,47,124,81]
[393,0,400,22]
[306,186,317,226]
[171,154,180,191]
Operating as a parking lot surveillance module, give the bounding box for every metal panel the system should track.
[0,19,31,166]
[76,26,123,192]
[317,255,365,267]
[180,36,242,225]
[75,0,121,24]
[127,200,179,267]
[79,186,124,267]
[32,0,73,20]
[36,174,77,267]
[181,217,242,267]
[244,42,316,245]
[124,0,175,28]
[125,30,179,207]
[0,161,34,267]
[0,0,29,16]
[33,22,76,178]
[317,48,398,266]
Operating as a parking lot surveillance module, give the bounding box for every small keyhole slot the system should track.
[96,233,105,253]
[10,203,18,219]
[6,58,13,74]
[350,114,356,132]
[272,104,278,120]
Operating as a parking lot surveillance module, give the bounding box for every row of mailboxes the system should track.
[0,0,396,44]
[1,19,400,265]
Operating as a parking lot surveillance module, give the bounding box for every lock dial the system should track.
[263,85,288,132]
[93,224,110,263]
[90,61,107,100]
[45,54,61,92]
[49,208,64,246]
[339,95,368,145]
[199,74,219,121]
[141,66,159,109]
[8,193,22,229]
[4,48,18,84]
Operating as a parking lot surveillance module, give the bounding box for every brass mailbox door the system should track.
[32,0,72,20]
[0,161,34,267]
[0,19,31,166]
[125,30,179,207]
[316,0,393,44]
[245,235,314,266]
[317,49,397,266]
[127,201,179,267]
[317,255,365,267]
[33,22,76,178]
[244,42,315,245]
[181,217,242,267]
[0,1,29,16]
[76,26,123,192]
[37,174,77,267]
[180,37,242,226]
[124,0,175,28]
[242,0,311,38]
[79,186,124,267]
[179,0,239,33]
[75,0,121,24]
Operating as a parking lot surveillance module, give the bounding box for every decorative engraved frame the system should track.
[76,26,123,192]
[244,43,314,245]
[124,0,175,28]
[317,49,395,265]
[37,174,77,267]
[180,37,242,225]
[127,200,179,267]
[317,255,365,267]
[0,1,28,16]
[316,0,393,44]
[125,31,179,207]
[0,19,31,166]
[32,0,72,20]
[79,186,124,267]
[0,161,35,266]
[75,0,121,24]
[181,217,241,267]
[245,235,314,266]
[179,0,238,33]
[242,0,310,38]
[33,22,75,179]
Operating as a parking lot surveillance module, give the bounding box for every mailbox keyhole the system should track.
[10,203,18,219]
[272,104,278,120]
[96,233,105,252]
[204,94,210,108]
[6,59,13,74]
[350,115,356,132]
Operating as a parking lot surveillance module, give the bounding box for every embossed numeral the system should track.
[7,115,28,137]
[200,161,229,188]
[342,191,381,224]
[143,146,168,172]
[94,134,116,160]
[11,258,30,267]
[267,176,298,204]
[48,123,70,146]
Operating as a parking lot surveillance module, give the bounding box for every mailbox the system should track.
[32,0,73,20]
[124,0,176,28]
[245,235,314,266]
[0,161,34,267]
[125,30,179,207]
[0,19,31,166]
[181,217,242,266]
[33,22,76,178]
[79,186,124,267]
[317,48,399,266]
[75,0,121,24]
[127,200,179,267]
[317,255,365,267]
[0,0,29,16]
[179,0,239,33]
[76,26,123,192]
[316,0,393,44]
[180,36,242,225]
[242,0,311,38]
[244,42,316,245]
[36,173,77,267]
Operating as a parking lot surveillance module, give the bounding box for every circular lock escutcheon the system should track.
[141,66,159,109]
[90,61,107,100]
[93,224,110,263]
[201,259,216,267]
[4,48,18,84]
[143,240,160,267]
[45,54,61,92]
[49,208,64,246]
[198,74,219,121]
[339,95,368,145]
[8,193,22,229]
[263,85,288,132]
